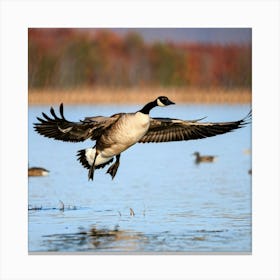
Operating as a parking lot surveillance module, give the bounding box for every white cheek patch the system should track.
[157,99,165,107]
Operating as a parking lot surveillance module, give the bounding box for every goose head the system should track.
[139,96,175,114]
[156,96,175,107]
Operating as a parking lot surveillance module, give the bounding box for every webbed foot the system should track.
[106,154,120,179]
[88,164,95,180]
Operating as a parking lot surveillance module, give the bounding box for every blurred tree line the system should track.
[28,28,251,89]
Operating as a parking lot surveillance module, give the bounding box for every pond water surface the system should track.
[28,104,251,253]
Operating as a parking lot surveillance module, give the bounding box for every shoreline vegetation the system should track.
[29,87,251,105]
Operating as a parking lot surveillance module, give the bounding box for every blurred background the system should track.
[28,28,251,104]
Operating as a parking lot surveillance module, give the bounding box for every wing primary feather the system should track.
[36,117,48,123]
[59,103,66,120]
[50,107,59,119]
[42,112,54,121]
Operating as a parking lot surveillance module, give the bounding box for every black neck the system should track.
[139,100,157,114]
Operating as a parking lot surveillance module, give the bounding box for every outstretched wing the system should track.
[139,111,251,143]
[34,103,121,142]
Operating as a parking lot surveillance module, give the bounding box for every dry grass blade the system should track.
[129,208,135,216]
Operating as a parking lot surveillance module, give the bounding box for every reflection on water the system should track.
[28,104,251,253]
[42,226,146,252]
[38,224,247,253]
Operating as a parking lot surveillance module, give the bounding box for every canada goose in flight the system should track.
[34,96,251,181]
[193,152,217,164]
[28,167,49,177]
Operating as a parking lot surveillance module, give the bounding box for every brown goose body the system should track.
[97,112,150,157]
[28,167,49,177]
[34,96,251,181]
[193,152,216,164]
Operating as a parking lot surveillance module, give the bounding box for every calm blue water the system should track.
[28,104,251,253]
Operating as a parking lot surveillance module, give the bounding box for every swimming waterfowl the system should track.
[193,152,216,164]
[243,148,251,155]
[28,167,49,177]
[34,96,251,181]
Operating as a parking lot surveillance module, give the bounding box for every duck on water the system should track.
[193,152,217,164]
[34,96,251,181]
[28,167,49,177]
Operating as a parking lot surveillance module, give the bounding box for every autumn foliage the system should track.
[28,28,251,89]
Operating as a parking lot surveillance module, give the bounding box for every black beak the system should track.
[167,99,175,105]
